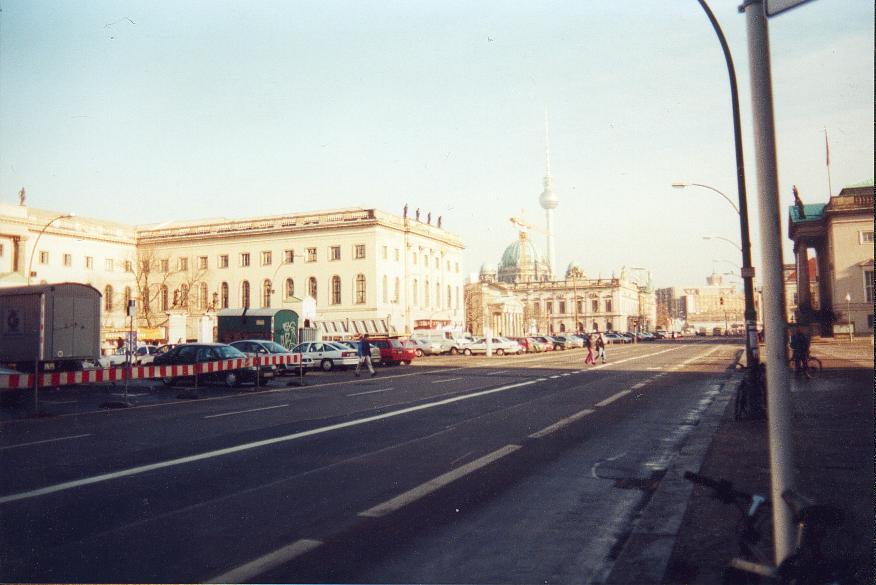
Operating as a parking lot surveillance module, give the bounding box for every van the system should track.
[410,329,470,355]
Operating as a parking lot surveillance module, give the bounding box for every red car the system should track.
[370,337,416,366]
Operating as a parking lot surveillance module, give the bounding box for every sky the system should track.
[1,0,873,289]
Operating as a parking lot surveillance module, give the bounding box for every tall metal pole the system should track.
[742,0,796,563]
[696,0,758,368]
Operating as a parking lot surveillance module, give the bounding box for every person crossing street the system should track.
[355,333,376,377]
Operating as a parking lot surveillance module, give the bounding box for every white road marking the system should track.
[0,378,539,505]
[203,404,289,419]
[549,375,561,379]
[0,433,93,451]
[110,392,147,397]
[631,381,649,390]
[432,377,463,384]
[591,452,627,479]
[347,387,394,397]
[528,409,595,439]
[207,539,323,584]
[486,370,509,376]
[358,444,521,518]
[594,390,630,408]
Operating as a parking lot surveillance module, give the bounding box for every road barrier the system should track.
[0,354,301,390]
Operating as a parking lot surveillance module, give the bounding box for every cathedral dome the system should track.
[499,239,542,270]
[497,237,550,283]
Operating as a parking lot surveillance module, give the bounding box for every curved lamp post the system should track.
[702,235,742,253]
[27,213,74,285]
[672,182,740,214]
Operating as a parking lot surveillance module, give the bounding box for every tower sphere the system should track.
[539,185,559,210]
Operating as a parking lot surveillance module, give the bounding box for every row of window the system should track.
[34,252,132,272]
[538,298,615,314]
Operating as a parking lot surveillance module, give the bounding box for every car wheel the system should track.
[320,359,334,372]
[450,347,459,355]
[162,377,176,386]
[415,349,424,357]
[399,360,406,366]
[463,348,472,356]
[223,372,238,388]
[496,348,505,356]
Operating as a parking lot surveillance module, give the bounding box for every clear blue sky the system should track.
[1,0,872,288]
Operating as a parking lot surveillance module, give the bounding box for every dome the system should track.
[566,262,586,279]
[500,239,542,270]
[479,263,497,275]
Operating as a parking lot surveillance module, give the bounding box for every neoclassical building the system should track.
[1,203,465,345]
[787,184,874,335]
[656,273,749,335]
[465,230,655,337]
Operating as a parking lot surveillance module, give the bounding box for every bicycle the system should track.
[684,471,847,584]
[735,363,767,420]
[787,353,822,378]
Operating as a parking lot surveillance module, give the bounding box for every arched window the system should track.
[285,278,294,299]
[104,285,114,312]
[435,283,441,308]
[308,277,317,300]
[412,279,418,305]
[199,283,208,309]
[447,285,452,308]
[221,282,229,309]
[394,277,400,302]
[355,274,366,304]
[160,285,169,311]
[424,279,430,307]
[559,322,566,332]
[123,286,131,311]
[180,283,189,308]
[241,280,250,308]
[330,276,341,305]
[382,275,388,303]
[263,279,272,308]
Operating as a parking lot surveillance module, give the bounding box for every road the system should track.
[0,339,741,583]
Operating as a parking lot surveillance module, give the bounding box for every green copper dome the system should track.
[500,239,542,270]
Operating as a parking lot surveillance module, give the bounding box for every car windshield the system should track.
[263,341,290,353]
[216,346,246,359]
[325,342,347,351]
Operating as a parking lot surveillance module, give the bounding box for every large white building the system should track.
[1,202,465,346]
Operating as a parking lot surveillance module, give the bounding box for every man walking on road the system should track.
[595,332,606,363]
[355,334,376,377]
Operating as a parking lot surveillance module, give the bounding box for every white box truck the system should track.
[0,283,100,371]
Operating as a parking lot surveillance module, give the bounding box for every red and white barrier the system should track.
[0,354,301,390]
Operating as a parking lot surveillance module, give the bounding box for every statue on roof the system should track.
[18,187,26,206]
[793,185,805,219]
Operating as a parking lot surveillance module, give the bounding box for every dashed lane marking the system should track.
[207,539,323,584]
[594,390,631,408]
[0,433,93,451]
[347,387,394,397]
[431,377,463,384]
[204,404,289,419]
[358,444,521,518]
[528,409,595,439]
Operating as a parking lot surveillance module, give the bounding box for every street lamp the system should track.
[845,292,853,341]
[702,235,742,252]
[27,213,74,285]
[672,182,740,214]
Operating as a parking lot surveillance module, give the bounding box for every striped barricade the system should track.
[0,353,302,390]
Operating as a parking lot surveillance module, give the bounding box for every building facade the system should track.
[656,273,749,335]
[1,204,465,346]
[787,184,874,335]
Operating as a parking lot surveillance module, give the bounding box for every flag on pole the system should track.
[824,128,830,166]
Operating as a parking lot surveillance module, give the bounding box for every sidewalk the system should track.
[658,338,873,584]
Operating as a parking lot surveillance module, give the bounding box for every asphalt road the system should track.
[0,339,741,583]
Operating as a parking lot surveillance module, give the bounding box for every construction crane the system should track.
[509,215,550,237]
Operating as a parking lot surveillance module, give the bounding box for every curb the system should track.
[603,374,740,585]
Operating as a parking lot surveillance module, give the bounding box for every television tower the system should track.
[538,112,559,280]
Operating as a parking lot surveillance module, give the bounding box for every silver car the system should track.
[229,339,308,375]
[408,338,443,356]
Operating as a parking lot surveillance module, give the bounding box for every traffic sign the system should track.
[766,0,816,17]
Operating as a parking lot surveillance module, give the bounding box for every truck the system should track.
[216,308,300,349]
[0,283,101,372]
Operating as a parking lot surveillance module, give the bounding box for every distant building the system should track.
[787,184,874,335]
[1,204,465,346]
[656,273,749,335]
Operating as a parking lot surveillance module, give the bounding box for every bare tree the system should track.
[134,248,208,329]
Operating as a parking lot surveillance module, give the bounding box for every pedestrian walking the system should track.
[355,334,376,377]
[584,334,596,365]
[595,332,606,363]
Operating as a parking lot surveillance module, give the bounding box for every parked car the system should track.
[152,343,267,387]
[335,340,382,365]
[291,341,359,371]
[133,345,160,365]
[511,337,539,353]
[407,338,443,357]
[603,332,629,344]
[370,337,417,365]
[230,339,305,375]
[544,336,571,350]
[531,336,556,351]
[98,347,131,368]
[551,335,580,349]
[410,329,471,355]
[463,337,524,356]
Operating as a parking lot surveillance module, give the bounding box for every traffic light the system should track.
[720,297,725,305]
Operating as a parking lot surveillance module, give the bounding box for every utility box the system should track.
[0,282,101,371]
[216,308,299,349]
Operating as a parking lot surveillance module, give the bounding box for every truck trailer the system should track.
[0,283,101,371]
[216,308,300,349]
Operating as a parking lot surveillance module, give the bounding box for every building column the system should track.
[815,242,833,336]
[795,241,812,312]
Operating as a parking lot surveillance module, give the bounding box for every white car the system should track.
[230,339,313,374]
[98,347,131,368]
[291,341,359,371]
[462,337,524,356]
